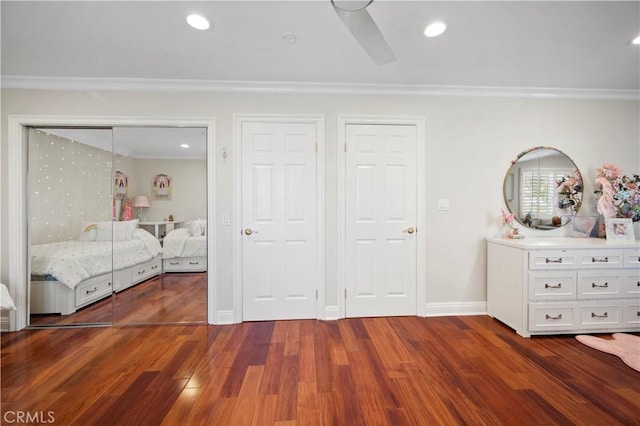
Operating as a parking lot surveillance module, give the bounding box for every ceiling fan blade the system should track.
[332,4,396,65]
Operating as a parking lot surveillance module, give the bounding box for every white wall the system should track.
[128,158,206,223]
[1,89,638,318]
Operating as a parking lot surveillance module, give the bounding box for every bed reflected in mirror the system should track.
[27,127,208,326]
[111,127,207,325]
[28,128,115,326]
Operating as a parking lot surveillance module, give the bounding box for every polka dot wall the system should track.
[29,130,112,245]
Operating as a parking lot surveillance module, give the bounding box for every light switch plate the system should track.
[438,199,450,211]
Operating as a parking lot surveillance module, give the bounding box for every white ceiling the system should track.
[4,1,639,158]
[2,0,639,92]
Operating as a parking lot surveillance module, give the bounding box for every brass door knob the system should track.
[244,228,258,236]
[403,227,415,234]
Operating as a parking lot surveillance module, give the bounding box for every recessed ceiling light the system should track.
[632,35,640,45]
[186,14,211,31]
[180,144,190,149]
[424,22,447,38]
[281,32,298,44]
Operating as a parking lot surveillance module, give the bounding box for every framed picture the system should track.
[604,218,635,242]
[114,170,128,198]
[152,173,172,200]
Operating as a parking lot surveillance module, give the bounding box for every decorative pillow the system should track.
[188,220,204,237]
[122,219,139,239]
[79,221,98,241]
[187,219,206,237]
[95,222,112,242]
[96,221,130,241]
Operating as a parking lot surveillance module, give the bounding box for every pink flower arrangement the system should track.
[500,208,522,238]
[555,169,583,214]
[594,163,640,222]
[597,163,622,180]
[501,208,515,226]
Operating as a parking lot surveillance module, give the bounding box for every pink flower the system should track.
[501,208,515,225]
[595,176,616,218]
[597,163,622,180]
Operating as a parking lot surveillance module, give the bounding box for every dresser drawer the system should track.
[529,250,577,270]
[622,271,640,296]
[579,303,622,329]
[577,270,622,299]
[528,271,576,300]
[623,302,640,326]
[163,257,206,272]
[529,303,577,331]
[76,273,112,306]
[624,248,640,267]
[131,256,162,284]
[576,250,624,269]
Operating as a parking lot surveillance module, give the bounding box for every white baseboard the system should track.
[424,301,487,317]
[1,314,9,332]
[213,310,236,325]
[211,303,484,324]
[324,306,339,320]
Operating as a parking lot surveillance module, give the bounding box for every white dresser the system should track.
[487,237,640,337]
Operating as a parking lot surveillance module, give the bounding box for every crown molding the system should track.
[2,75,638,100]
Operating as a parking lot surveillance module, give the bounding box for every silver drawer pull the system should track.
[591,282,608,288]
[545,314,563,320]
[86,286,97,294]
[545,258,563,264]
[170,262,179,265]
[189,261,199,265]
[591,256,608,263]
[138,269,145,275]
[637,281,640,287]
[108,282,112,287]
[151,265,158,270]
[591,312,608,318]
[637,311,640,317]
[545,283,562,289]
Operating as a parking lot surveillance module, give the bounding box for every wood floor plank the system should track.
[3,316,640,425]
[274,355,299,422]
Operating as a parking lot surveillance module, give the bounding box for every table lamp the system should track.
[133,195,151,220]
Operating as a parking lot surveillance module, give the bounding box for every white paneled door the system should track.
[241,122,318,321]
[345,124,417,317]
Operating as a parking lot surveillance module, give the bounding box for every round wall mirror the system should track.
[504,147,583,230]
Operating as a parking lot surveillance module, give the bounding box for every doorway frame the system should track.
[7,115,217,331]
[232,114,325,323]
[336,115,427,319]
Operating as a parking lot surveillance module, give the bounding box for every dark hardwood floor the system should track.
[29,272,207,326]
[2,316,639,425]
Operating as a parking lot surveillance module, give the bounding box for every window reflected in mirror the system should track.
[504,147,583,230]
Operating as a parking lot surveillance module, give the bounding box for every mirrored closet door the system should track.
[111,127,208,324]
[28,127,115,326]
[27,126,208,327]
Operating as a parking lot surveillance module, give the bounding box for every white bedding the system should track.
[31,228,162,290]
[162,228,207,259]
[1,284,16,310]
